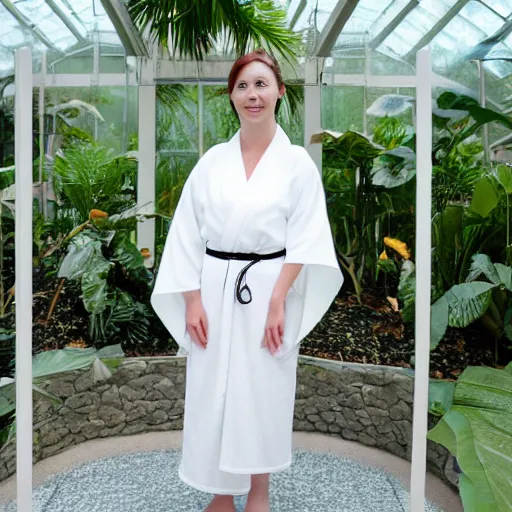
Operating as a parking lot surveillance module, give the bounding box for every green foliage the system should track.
[52,143,137,222]
[128,0,300,63]
[57,212,157,348]
[427,364,512,512]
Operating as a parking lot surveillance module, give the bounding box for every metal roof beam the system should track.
[45,0,87,45]
[315,0,361,57]
[100,0,148,57]
[1,0,63,53]
[369,0,419,50]
[289,0,307,30]
[404,0,470,60]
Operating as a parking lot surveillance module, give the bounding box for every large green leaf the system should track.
[445,282,496,328]
[466,254,512,292]
[431,295,449,350]
[371,147,416,188]
[58,235,105,280]
[470,176,499,218]
[495,165,512,195]
[398,260,415,323]
[81,258,113,314]
[467,254,502,285]
[436,91,512,130]
[428,366,512,512]
[429,379,455,417]
[432,205,463,289]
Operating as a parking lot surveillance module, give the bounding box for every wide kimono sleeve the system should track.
[282,146,343,353]
[150,152,210,356]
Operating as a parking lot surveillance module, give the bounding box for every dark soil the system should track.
[3,274,503,381]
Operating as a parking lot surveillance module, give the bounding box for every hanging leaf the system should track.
[466,254,502,285]
[445,282,496,328]
[366,95,414,117]
[495,164,512,194]
[371,147,416,188]
[470,176,499,218]
[431,295,449,350]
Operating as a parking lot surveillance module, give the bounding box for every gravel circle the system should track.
[0,449,442,512]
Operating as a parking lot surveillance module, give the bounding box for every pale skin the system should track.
[183,60,302,512]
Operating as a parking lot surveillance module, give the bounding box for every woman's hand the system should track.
[184,291,208,348]
[263,296,285,355]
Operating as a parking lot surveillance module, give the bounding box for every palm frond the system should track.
[128,0,299,64]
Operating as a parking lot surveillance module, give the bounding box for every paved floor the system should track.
[0,431,462,512]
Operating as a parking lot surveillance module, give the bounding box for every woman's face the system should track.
[230,61,285,126]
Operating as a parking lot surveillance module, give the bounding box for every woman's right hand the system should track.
[183,291,208,348]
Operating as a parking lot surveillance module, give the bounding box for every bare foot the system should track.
[244,493,270,512]
[205,495,236,512]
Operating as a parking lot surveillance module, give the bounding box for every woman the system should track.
[151,49,343,512]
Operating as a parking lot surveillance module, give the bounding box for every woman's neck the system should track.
[239,119,277,152]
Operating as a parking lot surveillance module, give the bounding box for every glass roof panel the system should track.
[13,0,79,51]
[481,0,511,18]
[433,1,505,55]
[484,59,512,77]
[288,0,339,34]
[341,0,396,34]
[0,0,122,77]
[378,0,459,56]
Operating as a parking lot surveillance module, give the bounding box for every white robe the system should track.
[151,125,343,494]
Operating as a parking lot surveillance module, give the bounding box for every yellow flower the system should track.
[89,209,108,220]
[379,250,388,260]
[384,237,411,259]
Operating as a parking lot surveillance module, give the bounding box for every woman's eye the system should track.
[256,81,266,87]
[238,83,246,88]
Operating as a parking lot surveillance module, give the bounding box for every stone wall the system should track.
[0,356,457,487]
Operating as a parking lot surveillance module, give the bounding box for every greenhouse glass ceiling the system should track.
[0,0,122,77]
[287,0,512,77]
[0,0,511,79]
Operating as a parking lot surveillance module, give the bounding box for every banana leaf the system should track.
[0,345,123,417]
[427,364,512,512]
[371,147,416,188]
[470,177,500,219]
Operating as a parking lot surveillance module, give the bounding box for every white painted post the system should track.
[304,58,322,172]
[137,70,156,267]
[15,46,34,512]
[410,47,433,512]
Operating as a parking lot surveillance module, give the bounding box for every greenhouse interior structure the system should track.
[1,0,512,511]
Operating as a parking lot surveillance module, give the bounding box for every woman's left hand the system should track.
[263,297,285,355]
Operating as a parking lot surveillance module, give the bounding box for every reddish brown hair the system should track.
[227,48,285,117]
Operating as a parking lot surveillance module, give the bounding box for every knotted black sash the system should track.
[205,247,286,304]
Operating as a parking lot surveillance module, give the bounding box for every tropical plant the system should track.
[128,0,300,63]
[57,208,168,350]
[0,344,124,446]
[427,362,512,512]
[52,143,137,222]
[320,130,416,302]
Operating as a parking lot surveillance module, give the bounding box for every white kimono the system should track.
[151,125,343,495]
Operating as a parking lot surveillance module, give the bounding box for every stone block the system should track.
[102,385,122,409]
[65,392,100,410]
[97,405,127,428]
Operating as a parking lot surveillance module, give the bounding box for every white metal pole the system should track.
[410,47,432,512]
[39,52,46,217]
[137,82,156,267]
[304,59,322,172]
[198,82,204,157]
[478,60,489,163]
[15,46,34,512]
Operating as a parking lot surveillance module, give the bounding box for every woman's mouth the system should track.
[246,106,263,113]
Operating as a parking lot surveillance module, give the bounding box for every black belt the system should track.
[205,247,286,304]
